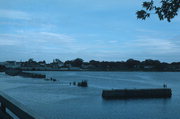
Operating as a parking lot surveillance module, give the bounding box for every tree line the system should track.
[21,58,180,71]
[1,58,180,71]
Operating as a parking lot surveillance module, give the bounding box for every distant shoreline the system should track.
[24,69,180,72]
[1,58,180,72]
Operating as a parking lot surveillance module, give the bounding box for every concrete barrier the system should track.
[0,91,44,119]
[5,68,46,79]
[102,88,172,99]
[19,72,46,78]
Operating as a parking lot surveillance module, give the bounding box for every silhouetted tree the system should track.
[38,60,46,64]
[126,59,141,69]
[0,65,6,72]
[22,58,38,67]
[142,59,160,66]
[71,58,84,67]
[171,62,180,70]
[28,58,34,63]
[89,60,99,66]
[64,60,72,67]
[53,59,62,64]
[137,0,180,22]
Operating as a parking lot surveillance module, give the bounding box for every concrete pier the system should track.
[5,68,46,78]
[19,72,46,78]
[102,88,172,99]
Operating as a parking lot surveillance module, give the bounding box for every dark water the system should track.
[0,72,180,119]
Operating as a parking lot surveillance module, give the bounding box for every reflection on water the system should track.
[0,72,180,119]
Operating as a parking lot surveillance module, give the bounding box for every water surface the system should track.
[0,72,180,119]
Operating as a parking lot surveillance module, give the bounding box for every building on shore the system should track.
[0,61,22,68]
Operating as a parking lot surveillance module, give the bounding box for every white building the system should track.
[4,61,21,68]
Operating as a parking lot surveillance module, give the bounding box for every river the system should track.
[0,71,180,119]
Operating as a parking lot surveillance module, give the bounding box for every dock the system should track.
[102,88,172,99]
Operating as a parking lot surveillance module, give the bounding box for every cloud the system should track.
[40,32,74,43]
[0,39,19,46]
[0,34,24,46]
[136,29,180,39]
[135,29,158,34]
[0,21,24,26]
[0,9,30,20]
[135,39,174,49]
[0,31,123,59]
[0,31,76,51]
[125,37,180,55]
[0,31,180,62]
[108,40,118,43]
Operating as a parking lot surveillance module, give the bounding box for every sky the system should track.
[0,0,180,63]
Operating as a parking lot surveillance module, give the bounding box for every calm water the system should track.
[0,71,180,119]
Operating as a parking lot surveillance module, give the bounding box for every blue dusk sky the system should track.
[0,0,180,62]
